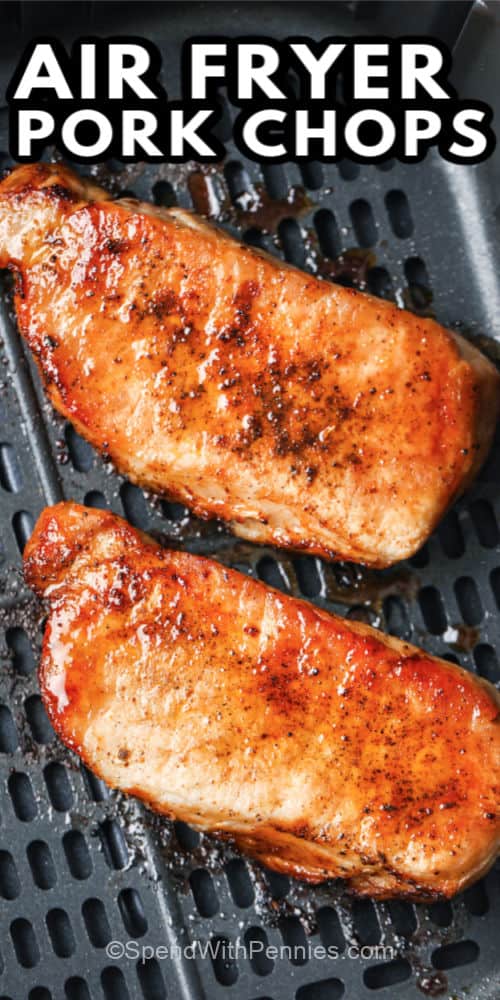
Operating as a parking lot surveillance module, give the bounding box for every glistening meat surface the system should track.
[1,163,498,566]
[25,502,500,899]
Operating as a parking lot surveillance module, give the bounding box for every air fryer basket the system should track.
[0,2,499,998]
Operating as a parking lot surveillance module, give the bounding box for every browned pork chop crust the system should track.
[25,502,500,899]
[1,163,499,566]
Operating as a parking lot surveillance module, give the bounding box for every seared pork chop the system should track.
[25,502,500,898]
[1,163,498,566]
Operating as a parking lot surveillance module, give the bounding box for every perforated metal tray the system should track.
[0,2,499,999]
